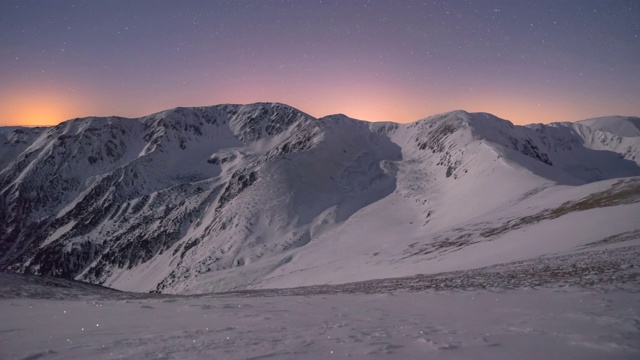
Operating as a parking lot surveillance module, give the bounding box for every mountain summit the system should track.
[1,104,639,293]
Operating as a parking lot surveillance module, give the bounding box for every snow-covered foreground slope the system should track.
[1,104,640,293]
[253,178,640,289]
[4,289,639,360]
[1,249,639,360]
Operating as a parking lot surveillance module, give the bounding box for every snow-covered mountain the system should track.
[1,103,639,294]
[577,115,640,137]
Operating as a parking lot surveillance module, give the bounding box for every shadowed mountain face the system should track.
[1,103,639,294]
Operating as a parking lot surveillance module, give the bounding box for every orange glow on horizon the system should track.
[13,105,66,127]
[0,88,85,127]
[0,83,632,127]
[1,2,638,129]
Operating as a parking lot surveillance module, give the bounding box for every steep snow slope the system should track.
[184,111,640,292]
[577,115,640,137]
[1,105,639,294]
[0,103,320,288]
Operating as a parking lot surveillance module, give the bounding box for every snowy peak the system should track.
[137,103,318,156]
[227,102,316,143]
[577,115,640,137]
[1,103,640,294]
[403,110,640,184]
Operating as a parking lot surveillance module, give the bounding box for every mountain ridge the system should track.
[1,103,639,294]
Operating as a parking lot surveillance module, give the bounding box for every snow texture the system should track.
[1,246,639,360]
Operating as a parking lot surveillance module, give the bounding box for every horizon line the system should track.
[1,102,638,128]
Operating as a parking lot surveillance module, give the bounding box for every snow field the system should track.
[1,286,638,360]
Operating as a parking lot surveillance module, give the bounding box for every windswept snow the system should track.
[3,288,639,360]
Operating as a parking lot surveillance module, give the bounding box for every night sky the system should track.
[1,0,639,126]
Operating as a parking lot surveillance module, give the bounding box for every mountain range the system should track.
[1,103,639,294]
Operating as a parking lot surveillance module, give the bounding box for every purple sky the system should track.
[1,0,639,126]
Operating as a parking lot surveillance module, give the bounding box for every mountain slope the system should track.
[577,115,640,137]
[1,104,639,293]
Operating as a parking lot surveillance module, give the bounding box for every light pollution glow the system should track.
[2,80,636,127]
[1,1,638,127]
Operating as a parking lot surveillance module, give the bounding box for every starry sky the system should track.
[1,0,639,126]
